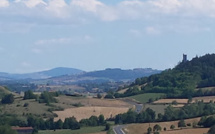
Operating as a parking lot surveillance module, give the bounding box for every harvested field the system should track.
[153,99,188,104]
[55,96,132,109]
[192,96,215,103]
[118,88,128,94]
[160,128,209,134]
[54,106,129,121]
[125,117,201,134]
[153,96,215,105]
[172,104,185,108]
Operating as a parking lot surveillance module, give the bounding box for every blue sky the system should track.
[0,0,215,73]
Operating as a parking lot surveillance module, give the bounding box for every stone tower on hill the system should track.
[182,54,188,63]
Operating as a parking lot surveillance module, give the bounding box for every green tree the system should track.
[1,94,14,104]
[0,126,17,134]
[148,98,154,103]
[153,124,161,132]
[98,114,105,125]
[97,93,102,99]
[55,119,63,129]
[147,127,152,134]
[208,125,215,134]
[39,91,57,104]
[172,100,178,105]
[105,123,110,131]
[170,125,175,130]
[23,90,36,100]
[178,119,186,127]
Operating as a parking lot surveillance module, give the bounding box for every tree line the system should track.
[115,101,215,124]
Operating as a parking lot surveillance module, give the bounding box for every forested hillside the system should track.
[117,54,215,98]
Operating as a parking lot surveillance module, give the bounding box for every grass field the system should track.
[0,97,54,118]
[38,126,106,134]
[0,86,11,99]
[129,93,166,103]
[143,104,168,115]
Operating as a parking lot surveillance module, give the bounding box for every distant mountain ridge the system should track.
[0,67,84,80]
[0,67,162,84]
[81,68,161,81]
[45,68,162,84]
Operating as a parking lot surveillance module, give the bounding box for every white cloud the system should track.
[35,37,73,45]
[0,0,9,8]
[71,0,104,12]
[129,29,142,37]
[34,35,93,48]
[21,61,32,67]
[45,0,68,17]
[2,0,215,21]
[25,0,47,8]
[150,0,181,13]
[15,0,47,8]
[32,48,42,54]
[145,26,160,35]
[0,0,215,33]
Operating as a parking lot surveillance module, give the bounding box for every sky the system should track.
[0,0,215,73]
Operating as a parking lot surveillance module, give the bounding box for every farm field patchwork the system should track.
[153,96,215,105]
[55,96,132,109]
[160,128,209,134]
[54,106,129,121]
[124,117,201,134]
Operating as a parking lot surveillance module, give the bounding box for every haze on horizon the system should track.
[0,0,215,73]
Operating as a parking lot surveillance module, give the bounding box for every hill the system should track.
[0,67,84,80]
[117,54,215,98]
[0,86,11,99]
[81,68,161,81]
[44,68,162,85]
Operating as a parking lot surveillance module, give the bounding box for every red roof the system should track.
[12,127,33,130]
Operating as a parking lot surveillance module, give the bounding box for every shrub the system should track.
[23,103,29,107]
[1,94,14,104]
[170,125,175,130]
[153,124,162,132]
[178,119,186,127]
[105,123,111,130]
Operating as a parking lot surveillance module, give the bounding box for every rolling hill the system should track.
[45,68,162,84]
[117,54,215,98]
[0,67,84,80]
[0,86,11,99]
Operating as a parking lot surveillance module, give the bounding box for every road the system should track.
[113,99,143,134]
[113,125,125,134]
[134,103,143,113]
[123,98,143,113]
